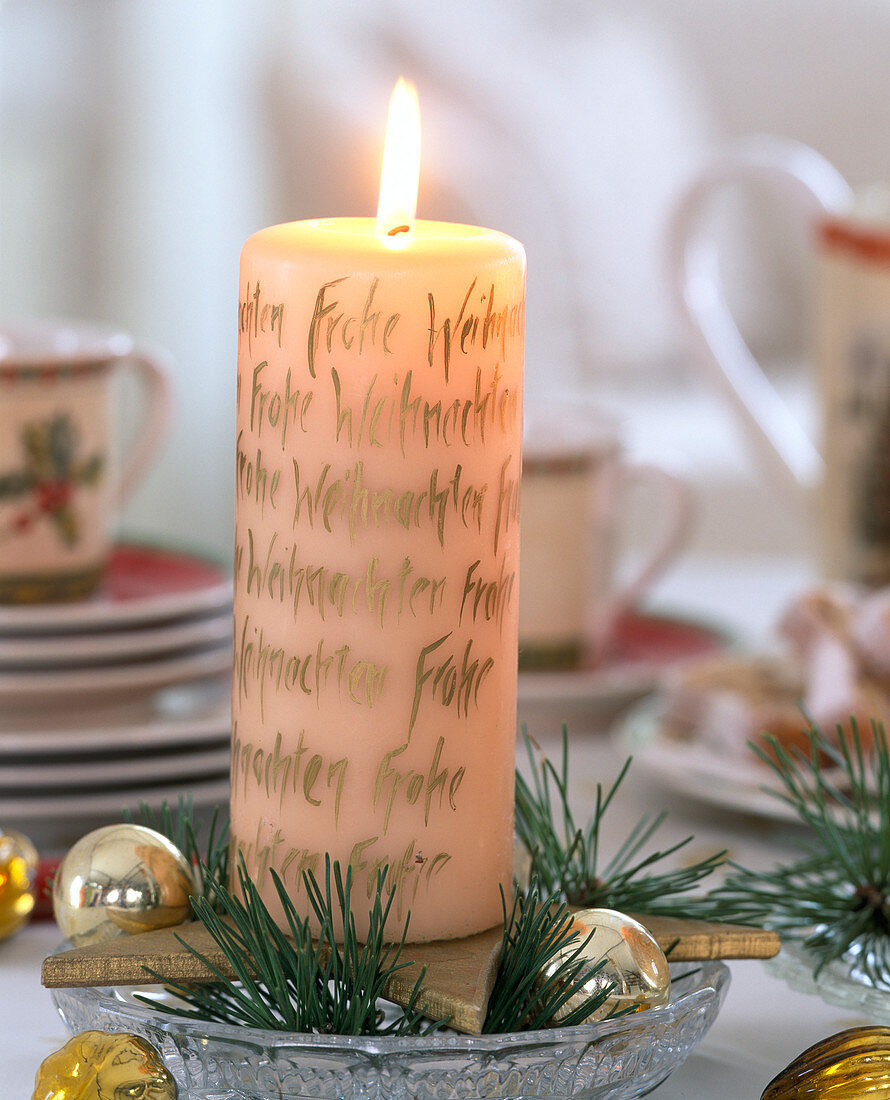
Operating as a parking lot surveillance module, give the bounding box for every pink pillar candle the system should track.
[232,217,525,941]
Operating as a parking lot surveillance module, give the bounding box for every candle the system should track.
[231,80,525,941]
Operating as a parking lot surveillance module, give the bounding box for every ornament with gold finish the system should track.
[0,827,38,941]
[33,1029,177,1099]
[537,906,671,1024]
[761,1025,890,1098]
[52,823,197,947]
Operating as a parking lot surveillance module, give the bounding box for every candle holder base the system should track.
[51,960,729,1100]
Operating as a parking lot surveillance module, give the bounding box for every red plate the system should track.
[598,610,730,667]
[518,609,731,711]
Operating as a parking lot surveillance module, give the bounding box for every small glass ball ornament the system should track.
[52,823,197,947]
[539,907,671,1024]
[761,1026,890,1099]
[0,828,38,941]
[33,1029,177,1099]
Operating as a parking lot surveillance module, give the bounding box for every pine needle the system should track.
[138,854,443,1036]
[484,880,618,1033]
[515,725,732,918]
[713,720,890,984]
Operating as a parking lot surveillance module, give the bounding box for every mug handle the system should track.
[666,134,853,498]
[592,460,694,653]
[111,345,174,510]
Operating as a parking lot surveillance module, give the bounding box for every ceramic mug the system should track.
[668,135,890,585]
[518,404,692,669]
[0,320,172,603]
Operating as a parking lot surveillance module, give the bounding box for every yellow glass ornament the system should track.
[52,824,196,947]
[538,907,671,1024]
[32,1029,177,1099]
[761,1026,890,1098]
[0,828,38,941]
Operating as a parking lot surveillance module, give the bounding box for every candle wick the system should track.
[387,224,411,236]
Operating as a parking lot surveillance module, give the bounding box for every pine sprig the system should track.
[127,719,750,1039]
[515,726,732,918]
[139,854,441,1037]
[713,721,890,984]
[484,880,616,1033]
[302,855,434,1035]
[124,796,229,907]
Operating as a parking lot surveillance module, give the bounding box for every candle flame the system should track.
[376,78,421,241]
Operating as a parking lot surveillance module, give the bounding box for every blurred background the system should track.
[2,0,888,582]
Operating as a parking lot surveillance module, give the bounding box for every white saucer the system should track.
[0,745,230,787]
[615,699,800,823]
[0,697,230,756]
[0,776,231,821]
[0,544,232,635]
[0,644,231,704]
[0,611,232,669]
[0,674,227,733]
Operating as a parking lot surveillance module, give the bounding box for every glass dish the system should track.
[51,961,728,1100]
[769,940,890,1023]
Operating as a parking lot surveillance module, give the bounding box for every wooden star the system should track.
[41,915,778,1035]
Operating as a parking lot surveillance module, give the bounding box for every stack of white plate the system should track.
[0,544,233,848]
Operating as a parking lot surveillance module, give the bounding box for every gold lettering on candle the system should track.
[232,724,349,823]
[395,556,447,619]
[493,457,520,555]
[330,365,519,456]
[458,557,516,632]
[291,459,489,548]
[427,279,476,382]
[250,361,313,449]
[427,279,524,382]
[235,614,389,719]
[236,433,281,516]
[233,825,452,921]
[373,736,466,833]
[332,368,394,449]
[346,836,452,917]
[242,528,401,627]
[239,523,459,632]
[307,278,346,378]
[408,633,495,739]
[308,277,400,379]
[239,280,286,353]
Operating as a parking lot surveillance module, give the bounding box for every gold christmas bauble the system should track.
[0,828,38,941]
[539,907,671,1025]
[761,1026,890,1098]
[52,824,197,946]
[33,1029,177,1099]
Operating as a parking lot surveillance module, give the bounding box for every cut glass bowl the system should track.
[51,961,728,1100]
[769,939,890,1023]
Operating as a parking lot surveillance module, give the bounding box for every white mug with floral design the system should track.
[519,402,692,669]
[0,321,172,603]
[668,135,890,585]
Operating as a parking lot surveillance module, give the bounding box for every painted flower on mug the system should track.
[0,415,103,546]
